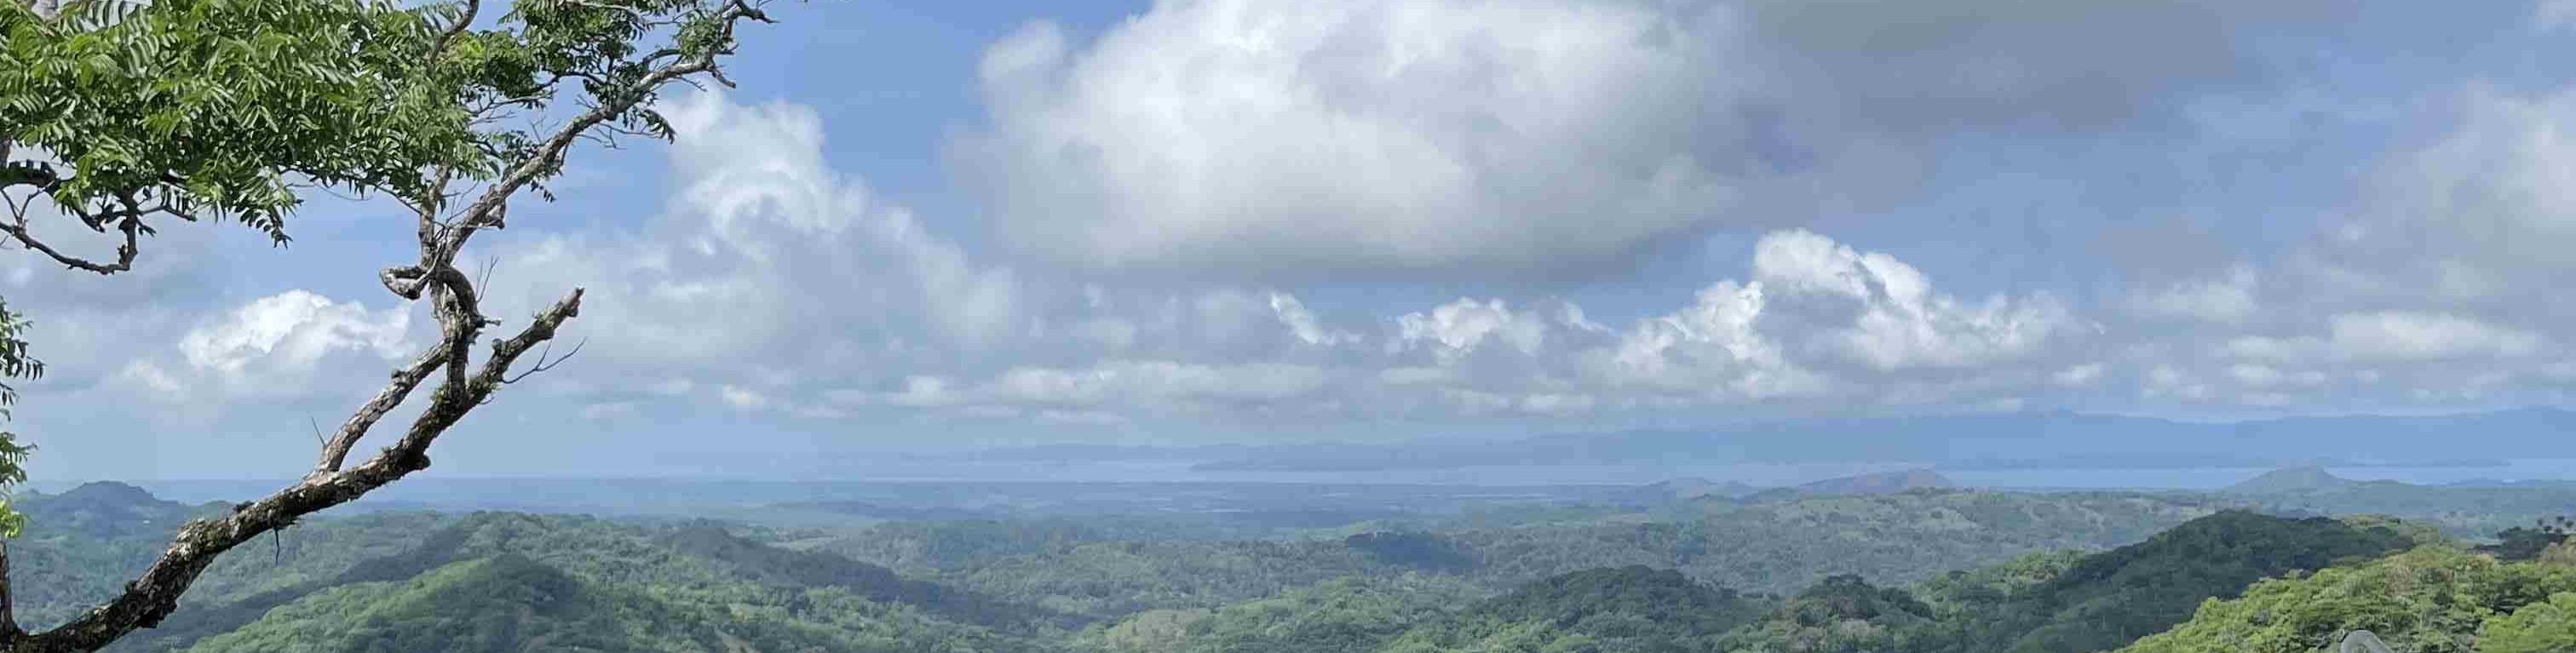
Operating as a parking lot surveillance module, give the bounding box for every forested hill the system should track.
[6,484,1067,652]
[1909,510,2421,653]
[812,487,2227,622]
[1078,511,2487,653]
[2113,545,2576,653]
[1373,566,1768,653]
[14,481,2573,652]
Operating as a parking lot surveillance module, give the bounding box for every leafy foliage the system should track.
[2113,546,2576,653]
[1342,532,1475,573]
[1711,574,1937,653]
[1914,511,2417,653]
[0,298,40,534]
[5,483,229,630]
[181,553,681,653]
[1,0,782,644]
[2476,592,2576,653]
[654,520,1073,631]
[1458,490,2224,595]
[1,0,755,231]
[1079,576,1480,653]
[29,482,2576,653]
[2480,517,2574,562]
[1379,565,1768,653]
[0,496,1065,652]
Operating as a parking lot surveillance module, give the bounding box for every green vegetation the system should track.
[18,483,2576,652]
[2223,469,2576,536]
[0,497,1066,652]
[2113,546,2576,653]
[1342,532,1475,572]
[2480,517,2574,561]
[1379,566,1767,653]
[2475,592,2576,653]
[185,553,703,653]
[807,488,2226,627]
[1460,490,2223,594]
[1913,510,2416,653]
[1078,576,1478,653]
[1712,574,1937,653]
[1071,511,2476,653]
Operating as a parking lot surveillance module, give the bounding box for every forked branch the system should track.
[0,0,776,649]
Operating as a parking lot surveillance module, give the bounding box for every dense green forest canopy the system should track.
[9,481,2576,652]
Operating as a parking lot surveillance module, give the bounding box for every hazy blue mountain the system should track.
[1614,478,1767,504]
[1132,409,2576,474]
[14,481,224,540]
[1798,469,1957,495]
[2221,467,2366,494]
[1738,470,1957,501]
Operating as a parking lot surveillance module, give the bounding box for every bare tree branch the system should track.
[500,337,584,385]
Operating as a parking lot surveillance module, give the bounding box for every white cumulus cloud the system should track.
[1751,230,2074,370]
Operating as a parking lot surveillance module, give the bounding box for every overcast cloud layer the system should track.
[7,0,2576,478]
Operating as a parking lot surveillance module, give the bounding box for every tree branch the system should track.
[20,289,581,653]
[305,341,450,481]
[0,2,778,649]
[441,0,769,239]
[1,541,20,639]
[424,0,480,66]
[0,213,143,275]
[1,172,184,276]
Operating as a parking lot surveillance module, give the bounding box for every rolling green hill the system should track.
[1077,511,2446,653]
[14,482,2573,653]
[1377,565,1768,653]
[184,553,706,653]
[9,504,1065,653]
[1915,511,2418,653]
[2113,546,2576,653]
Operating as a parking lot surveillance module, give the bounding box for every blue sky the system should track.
[10,0,2576,479]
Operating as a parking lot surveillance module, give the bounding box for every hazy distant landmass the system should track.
[1793,469,1957,495]
[2222,467,2372,494]
[1612,478,1766,504]
[14,470,2576,652]
[462,409,2576,489]
[1099,409,2576,477]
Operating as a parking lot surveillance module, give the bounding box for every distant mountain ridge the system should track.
[1615,477,1764,504]
[14,480,225,540]
[1047,408,2576,473]
[1739,469,1958,501]
[1798,469,1956,495]
[2222,467,2365,494]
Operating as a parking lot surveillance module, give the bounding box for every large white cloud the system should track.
[957,0,2347,278]
[486,90,1038,394]
[1394,298,1548,360]
[961,1,1755,274]
[1591,279,1818,400]
[1750,230,2077,371]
